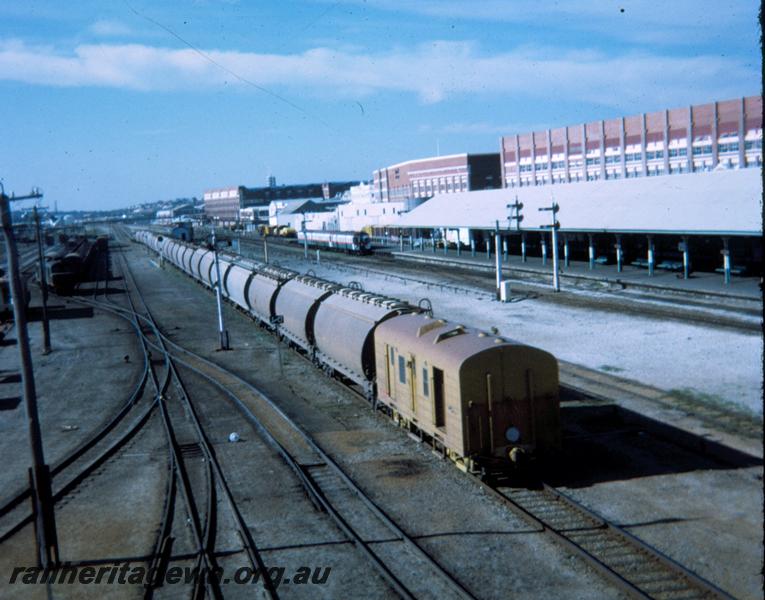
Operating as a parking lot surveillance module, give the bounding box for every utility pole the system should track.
[0,184,59,568]
[539,201,561,292]
[209,230,229,350]
[33,206,51,354]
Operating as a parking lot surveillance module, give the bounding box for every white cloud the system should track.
[0,38,758,110]
[89,19,135,37]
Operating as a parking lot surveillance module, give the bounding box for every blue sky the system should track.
[1,0,760,211]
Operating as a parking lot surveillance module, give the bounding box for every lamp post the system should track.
[301,213,309,259]
[209,230,229,350]
[0,183,58,568]
[539,201,560,292]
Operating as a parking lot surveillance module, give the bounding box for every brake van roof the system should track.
[375,312,536,372]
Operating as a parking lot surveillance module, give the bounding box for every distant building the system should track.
[239,206,270,224]
[269,198,346,231]
[203,180,359,222]
[155,203,203,223]
[372,153,501,203]
[203,187,242,222]
[337,183,423,230]
[500,95,762,188]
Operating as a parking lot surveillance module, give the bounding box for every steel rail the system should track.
[0,254,159,542]
[0,269,152,520]
[119,227,475,600]
[113,240,275,600]
[139,322,477,600]
[110,241,225,600]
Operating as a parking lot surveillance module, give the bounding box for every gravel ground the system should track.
[269,249,763,417]
[0,288,151,600]
[131,241,627,599]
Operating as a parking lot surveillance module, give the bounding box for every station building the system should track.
[500,95,762,188]
[372,153,501,203]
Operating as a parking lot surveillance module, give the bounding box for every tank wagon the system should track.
[135,230,560,473]
[300,230,372,254]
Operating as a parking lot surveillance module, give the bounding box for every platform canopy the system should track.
[392,168,762,236]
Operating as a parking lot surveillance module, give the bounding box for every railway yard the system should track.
[0,228,761,600]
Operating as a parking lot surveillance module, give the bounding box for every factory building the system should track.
[500,95,762,188]
[203,179,359,223]
[372,153,501,203]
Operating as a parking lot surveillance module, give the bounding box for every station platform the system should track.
[388,248,762,302]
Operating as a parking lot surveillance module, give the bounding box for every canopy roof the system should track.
[393,169,762,236]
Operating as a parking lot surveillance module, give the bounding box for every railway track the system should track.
[1,227,740,598]
[0,284,155,546]
[136,229,741,600]
[105,229,476,599]
[486,481,733,600]
[101,240,277,599]
[236,235,760,333]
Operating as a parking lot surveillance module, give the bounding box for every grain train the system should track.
[135,230,560,474]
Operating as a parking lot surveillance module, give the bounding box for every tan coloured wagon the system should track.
[374,312,560,472]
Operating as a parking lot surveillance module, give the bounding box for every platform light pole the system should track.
[493,220,502,299]
[539,201,560,292]
[209,230,229,350]
[300,213,309,259]
[33,206,51,354]
[0,183,59,568]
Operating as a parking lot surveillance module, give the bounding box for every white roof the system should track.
[393,169,762,235]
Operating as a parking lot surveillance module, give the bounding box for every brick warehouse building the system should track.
[500,95,762,188]
[204,180,358,222]
[372,153,501,203]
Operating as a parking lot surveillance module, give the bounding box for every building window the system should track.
[398,356,406,384]
[692,145,712,156]
[422,367,429,396]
